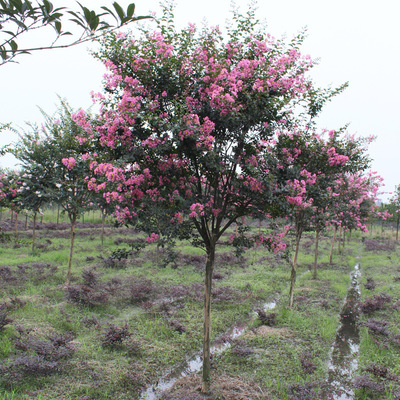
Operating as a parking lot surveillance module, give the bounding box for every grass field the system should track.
[1,212,399,399]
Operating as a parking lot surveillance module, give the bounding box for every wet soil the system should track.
[327,264,361,399]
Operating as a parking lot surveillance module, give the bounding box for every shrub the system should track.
[231,339,253,357]
[0,330,76,384]
[364,239,395,252]
[82,268,98,287]
[299,351,316,374]
[255,309,277,326]
[353,375,385,393]
[0,304,13,332]
[129,279,157,304]
[364,277,376,290]
[66,284,109,307]
[169,319,186,334]
[101,322,132,348]
[360,294,392,314]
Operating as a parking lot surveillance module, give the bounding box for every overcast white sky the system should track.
[1,0,399,201]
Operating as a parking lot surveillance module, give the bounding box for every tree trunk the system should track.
[329,226,337,264]
[14,211,18,241]
[288,231,302,308]
[66,214,77,286]
[201,243,216,394]
[312,228,320,279]
[32,212,37,255]
[396,215,399,242]
[101,209,106,247]
[57,204,60,225]
[338,226,342,254]
[25,213,28,230]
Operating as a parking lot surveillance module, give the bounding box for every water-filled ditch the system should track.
[139,300,277,399]
[327,263,361,399]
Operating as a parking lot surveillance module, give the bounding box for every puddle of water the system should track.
[327,264,361,400]
[140,299,277,400]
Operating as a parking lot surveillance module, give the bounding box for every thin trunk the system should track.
[396,215,399,242]
[288,231,302,308]
[25,213,28,230]
[11,209,14,223]
[101,209,106,247]
[57,204,60,225]
[312,228,320,279]
[329,226,337,264]
[14,212,18,241]
[201,243,216,394]
[338,226,342,254]
[32,212,37,255]
[65,214,77,286]
[82,213,85,224]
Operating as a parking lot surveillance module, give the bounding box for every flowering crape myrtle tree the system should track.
[327,171,383,261]
[388,186,400,241]
[6,101,96,283]
[41,104,96,285]
[272,128,370,307]
[73,6,332,392]
[1,169,23,239]
[6,128,57,253]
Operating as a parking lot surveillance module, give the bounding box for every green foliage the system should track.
[0,0,151,66]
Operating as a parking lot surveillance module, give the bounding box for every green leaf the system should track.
[127,3,135,19]
[101,6,117,21]
[10,17,27,30]
[112,2,125,23]
[42,0,53,14]
[10,40,18,53]
[54,20,61,34]
[3,30,17,37]
[88,15,100,31]
[69,18,86,29]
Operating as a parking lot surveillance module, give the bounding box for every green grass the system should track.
[1,216,399,399]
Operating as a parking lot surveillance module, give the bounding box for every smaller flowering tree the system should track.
[6,101,96,283]
[388,185,400,241]
[46,106,96,284]
[271,127,370,307]
[327,170,382,262]
[0,170,24,239]
[6,127,57,253]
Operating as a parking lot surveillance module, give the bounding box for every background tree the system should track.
[6,127,57,253]
[272,128,370,307]
[0,0,150,65]
[387,186,400,240]
[4,101,95,283]
[327,171,382,263]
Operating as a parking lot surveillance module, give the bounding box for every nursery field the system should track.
[1,215,400,400]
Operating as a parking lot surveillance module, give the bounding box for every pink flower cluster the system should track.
[189,203,205,218]
[61,157,76,170]
[146,232,160,243]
